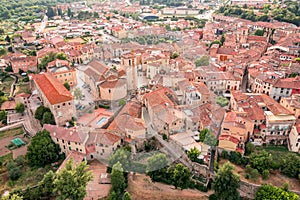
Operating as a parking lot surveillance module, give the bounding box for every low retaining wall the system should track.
[239,180,300,199]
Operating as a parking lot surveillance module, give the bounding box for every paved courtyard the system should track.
[85,160,111,200]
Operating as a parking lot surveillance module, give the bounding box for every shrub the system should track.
[162,134,168,140]
[6,161,21,181]
[262,169,269,180]
[229,151,242,165]
[250,169,259,180]
[221,150,228,159]
[209,194,219,200]
[195,183,208,192]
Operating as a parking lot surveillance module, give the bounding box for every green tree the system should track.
[46,6,56,18]
[209,40,221,47]
[56,52,68,60]
[123,192,132,200]
[229,151,242,165]
[6,161,21,181]
[220,34,225,46]
[15,155,25,166]
[26,130,61,167]
[5,35,11,43]
[0,48,7,56]
[73,87,82,100]
[41,111,55,125]
[216,96,229,107]
[213,162,240,200]
[38,52,56,70]
[187,147,200,162]
[262,169,269,180]
[1,194,23,200]
[108,148,131,172]
[245,142,255,156]
[63,82,70,91]
[281,153,300,178]
[171,52,179,59]
[199,128,209,142]
[255,184,299,200]
[0,110,7,123]
[15,102,25,114]
[195,55,210,67]
[35,105,49,120]
[93,12,99,18]
[171,163,191,189]
[221,150,228,159]
[146,153,168,175]
[249,150,272,173]
[203,132,218,147]
[67,7,73,18]
[57,8,63,16]
[110,162,126,199]
[39,170,55,197]
[119,99,126,106]
[53,159,93,200]
[254,29,265,36]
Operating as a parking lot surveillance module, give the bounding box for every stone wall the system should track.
[239,180,300,200]
[239,181,260,199]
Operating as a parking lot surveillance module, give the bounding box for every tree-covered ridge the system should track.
[216,1,300,26]
[0,0,79,21]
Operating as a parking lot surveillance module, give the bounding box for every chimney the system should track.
[70,131,73,135]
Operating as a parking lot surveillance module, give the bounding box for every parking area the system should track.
[74,66,96,116]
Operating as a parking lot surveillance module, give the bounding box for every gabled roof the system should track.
[31,73,73,105]
[273,76,300,90]
[84,60,110,83]
[44,124,88,143]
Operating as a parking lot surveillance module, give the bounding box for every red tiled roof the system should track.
[57,151,85,172]
[219,134,240,144]
[273,76,300,90]
[44,124,88,143]
[0,101,16,110]
[15,93,31,98]
[31,73,73,105]
[100,79,126,89]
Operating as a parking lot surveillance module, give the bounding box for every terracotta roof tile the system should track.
[44,124,88,143]
[31,73,73,105]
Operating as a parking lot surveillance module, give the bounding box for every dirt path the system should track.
[127,174,210,200]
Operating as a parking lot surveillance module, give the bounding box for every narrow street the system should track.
[241,66,249,92]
